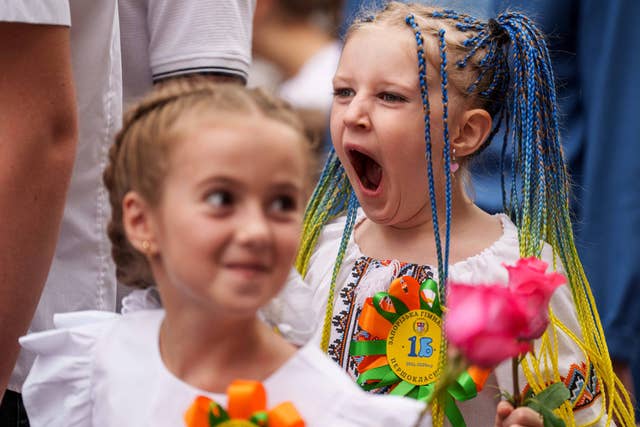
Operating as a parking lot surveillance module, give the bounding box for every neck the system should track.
[158,300,295,393]
[390,179,477,232]
[253,21,333,78]
[356,179,501,266]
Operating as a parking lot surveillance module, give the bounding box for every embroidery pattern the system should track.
[327,256,433,390]
[522,361,601,410]
[564,362,601,409]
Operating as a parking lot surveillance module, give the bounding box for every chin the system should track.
[356,198,399,225]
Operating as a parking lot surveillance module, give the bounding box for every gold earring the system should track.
[141,240,151,253]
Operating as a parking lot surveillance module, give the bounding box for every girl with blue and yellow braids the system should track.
[264,2,635,426]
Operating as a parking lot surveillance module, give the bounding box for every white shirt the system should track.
[119,0,255,105]
[1,0,122,392]
[21,310,426,427]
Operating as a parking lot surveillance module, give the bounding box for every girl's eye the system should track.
[205,190,233,208]
[269,195,297,213]
[379,92,406,103]
[333,87,355,98]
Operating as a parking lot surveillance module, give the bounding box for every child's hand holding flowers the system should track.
[494,401,545,427]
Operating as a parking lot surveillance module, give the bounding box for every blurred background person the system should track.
[250,0,342,144]
[119,0,254,106]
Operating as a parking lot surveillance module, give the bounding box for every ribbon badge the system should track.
[184,380,305,427]
[350,276,488,426]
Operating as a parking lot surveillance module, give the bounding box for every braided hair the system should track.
[103,78,313,289]
[298,3,634,425]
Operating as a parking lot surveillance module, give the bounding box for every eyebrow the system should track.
[379,80,415,92]
[195,176,243,192]
[331,76,415,94]
[269,182,304,194]
[196,176,303,193]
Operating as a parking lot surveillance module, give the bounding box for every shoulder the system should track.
[20,311,118,426]
[260,269,318,346]
[0,1,70,25]
[20,310,164,427]
[316,213,351,247]
[308,210,364,275]
[21,309,163,353]
[449,213,519,283]
[450,214,567,286]
[20,310,120,359]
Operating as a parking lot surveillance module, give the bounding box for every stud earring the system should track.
[141,240,151,253]
[450,148,459,174]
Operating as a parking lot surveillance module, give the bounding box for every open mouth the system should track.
[349,149,382,192]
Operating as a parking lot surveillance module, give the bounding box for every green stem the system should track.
[512,357,522,407]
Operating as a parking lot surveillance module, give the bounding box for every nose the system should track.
[236,202,271,249]
[342,95,371,130]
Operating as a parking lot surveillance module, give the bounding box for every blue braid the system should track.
[458,31,490,70]
[405,14,446,299]
[499,108,510,213]
[438,28,453,292]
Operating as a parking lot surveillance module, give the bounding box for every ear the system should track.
[451,108,492,157]
[122,191,159,256]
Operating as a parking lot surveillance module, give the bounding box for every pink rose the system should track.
[445,283,532,368]
[504,257,566,340]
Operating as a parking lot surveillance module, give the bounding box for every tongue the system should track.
[364,158,382,189]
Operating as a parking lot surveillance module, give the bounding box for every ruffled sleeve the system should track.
[19,311,118,427]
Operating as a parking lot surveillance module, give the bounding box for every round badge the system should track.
[386,309,442,386]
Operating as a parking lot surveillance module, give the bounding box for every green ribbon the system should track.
[350,278,477,427]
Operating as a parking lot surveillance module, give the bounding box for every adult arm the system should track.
[0,22,78,395]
